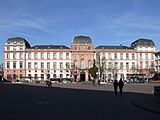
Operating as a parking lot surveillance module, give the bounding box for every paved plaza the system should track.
[0,82,160,120]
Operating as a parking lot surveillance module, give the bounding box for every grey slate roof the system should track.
[95,45,133,50]
[30,45,70,49]
[155,52,160,56]
[72,36,92,44]
[131,38,155,47]
[7,37,31,48]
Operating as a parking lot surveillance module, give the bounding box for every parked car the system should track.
[154,86,160,98]
[50,78,73,83]
[130,77,145,83]
[149,73,160,81]
[49,78,60,83]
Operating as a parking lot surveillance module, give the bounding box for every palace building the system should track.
[3,36,157,82]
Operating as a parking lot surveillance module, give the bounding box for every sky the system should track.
[1,0,160,64]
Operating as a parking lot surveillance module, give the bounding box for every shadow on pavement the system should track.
[0,83,160,120]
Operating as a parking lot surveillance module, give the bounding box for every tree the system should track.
[88,60,98,83]
[95,53,106,84]
[66,62,77,82]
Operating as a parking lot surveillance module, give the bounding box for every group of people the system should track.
[113,78,124,95]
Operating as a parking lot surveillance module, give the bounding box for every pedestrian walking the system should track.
[1,77,3,84]
[46,80,52,87]
[113,79,118,95]
[118,78,124,95]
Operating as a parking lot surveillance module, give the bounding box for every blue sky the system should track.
[1,0,160,64]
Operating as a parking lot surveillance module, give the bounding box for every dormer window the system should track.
[14,41,17,44]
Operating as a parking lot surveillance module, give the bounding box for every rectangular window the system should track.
[60,53,63,59]
[13,53,16,59]
[53,62,57,69]
[150,61,154,68]
[20,46,23,50]
[132,53,135,60]
[7,46,10,50]
[114,62,118,68]
[126,62,129,69]
[80,46,86,51]
[53,74,56,78]
[41,53,44,59]
[47,62,50,69]
[108,62,112,69]
[132,62,135,67]
[60,74,63,78]
[151,54,154,59]
[145,61,149,68]
[7,61,10,69]
[6,53,10,59]
[47,53,50,59]
[145,53,148,60]
[7,74,11,80]
[13,46,16,50]
[114,53,117,59]
[34,53,38,59]
[53,53,57,59]
[28,74,32,79]
[47,74,50,79]
[34,62,38,69]
[102,53,105,59]
[66,62,70,69]
[140,53,142,59]
[28,62,31,69]
[41,62,44,69]
[74,60,77,68]
[35,74,38,80]
[120,53,123,60]
[108,53,112,59]
[20,61,23,69]
[13,74,16,80]
[41,74,44,80]
[140,61,143,68]
[13,61,16,69]
[20,74,23,80]
[120,62,123,69]
[60,62,63,69]
[126,53,129,59]
[28,53,31,59]
[20,53,23,59]
[66,53,69,59]
[80,59,85,69]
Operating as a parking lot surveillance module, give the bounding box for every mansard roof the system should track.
[155,51,160,56]
[7,37,30,48]
[72,36,92,44]
[30,45,70,49]
[95,45,133,50]
[131,38,155,48]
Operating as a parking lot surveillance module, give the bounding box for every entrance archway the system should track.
[80,71,85,81]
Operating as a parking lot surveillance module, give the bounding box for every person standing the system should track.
[118,78,124,95]
[113,79,118,95]
[1,77,3,84]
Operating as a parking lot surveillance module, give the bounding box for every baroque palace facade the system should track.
[4,36,157,82]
